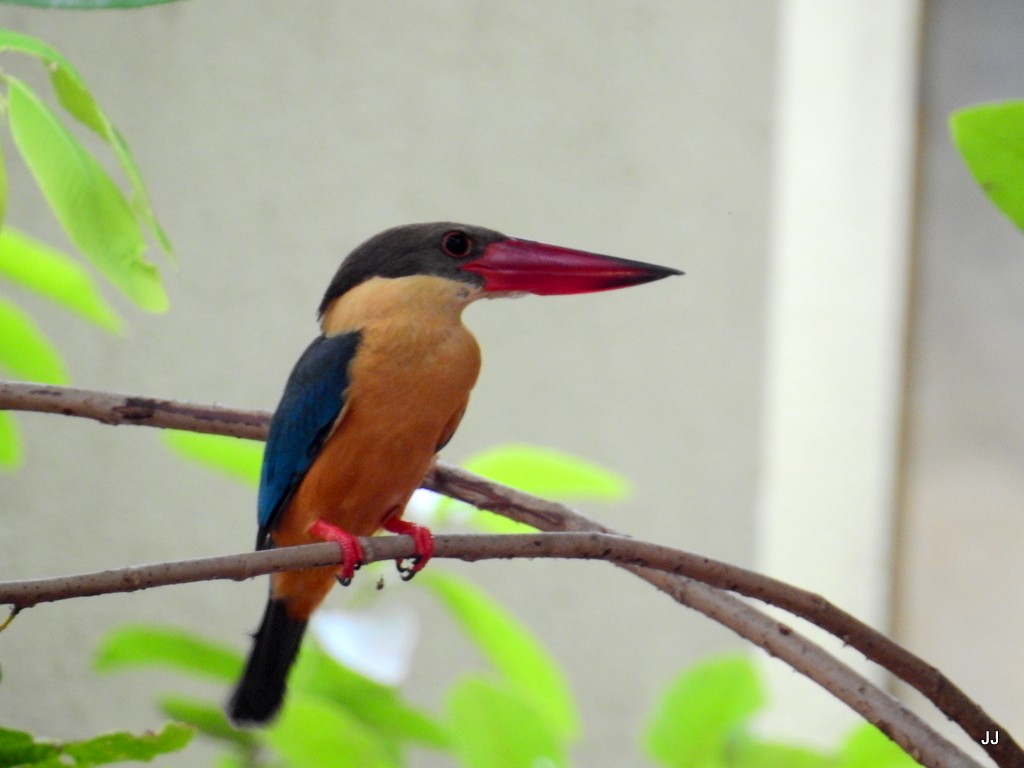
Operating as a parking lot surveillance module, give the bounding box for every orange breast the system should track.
[270,281,481,615]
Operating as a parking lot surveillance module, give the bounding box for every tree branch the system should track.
[0,532,982,768]
[0,380,1015,768]
[0,381,268,439]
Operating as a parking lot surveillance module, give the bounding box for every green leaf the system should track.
[0,726,57,767]
[0,31,81,74]
[0,30,110,149]
[421,571,578,740]
[266,694,397,768]
[60,722,192,765]
[0,296,68,383]
[0,30,173,253]
[0,228,123,332]
[0,723,191,768]
[465,444,628,500]
[158,695,258,749]
[0,412,20,469]
[951,101,1024,232]
[446,676,566,768]
[47,64,105,135]
[0,0,184,7]
[93,625,243,682]
[6,77,167,311]
[288,638,450,750]
[162,430,263,487]
[459,444,628,533]
[102,126,174,256]
[836,723,920,768]
[644,655,764,768]
[733,741,829,768]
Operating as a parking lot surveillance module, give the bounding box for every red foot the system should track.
[309,519,365,586]
[383,518,435,581]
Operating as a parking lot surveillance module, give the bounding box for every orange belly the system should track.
[270,304,480,617]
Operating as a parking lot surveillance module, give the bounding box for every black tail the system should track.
[228,598,307,725]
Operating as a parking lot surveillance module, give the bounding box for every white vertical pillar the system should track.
[756,0,921,744]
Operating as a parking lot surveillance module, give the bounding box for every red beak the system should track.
[461,238,682,296]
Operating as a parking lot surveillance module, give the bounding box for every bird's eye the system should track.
[441,230,473,258]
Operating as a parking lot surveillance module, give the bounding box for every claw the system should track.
[383,518,435,580]
[309,519,365,586]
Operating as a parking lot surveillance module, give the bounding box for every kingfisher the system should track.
[227,222,681,724]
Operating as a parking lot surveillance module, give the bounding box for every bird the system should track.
[227,222,681,724]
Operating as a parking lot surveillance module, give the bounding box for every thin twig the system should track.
[0,380,1014,768]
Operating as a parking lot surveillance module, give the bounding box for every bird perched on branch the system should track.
[227,222,681,724]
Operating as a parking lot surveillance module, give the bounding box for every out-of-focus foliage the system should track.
[0,30,172,467]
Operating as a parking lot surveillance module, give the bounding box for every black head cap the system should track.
[318,222,507,317]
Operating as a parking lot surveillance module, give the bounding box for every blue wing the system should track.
[256,331,361,549]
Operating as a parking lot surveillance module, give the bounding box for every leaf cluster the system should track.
[91,624,918,768]
[91,571,577,768]
[0,30,172,466]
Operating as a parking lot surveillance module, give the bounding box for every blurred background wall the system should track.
[0,1,1021,766]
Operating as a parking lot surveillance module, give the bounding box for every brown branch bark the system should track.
[0,381,268,439]
[0,380,1015,768]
